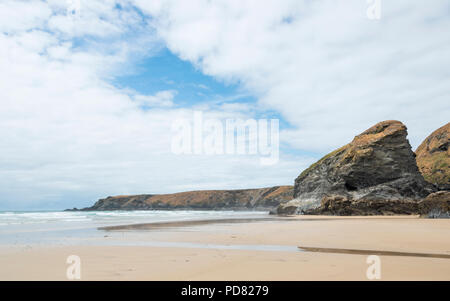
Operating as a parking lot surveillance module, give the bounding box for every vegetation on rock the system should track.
[415,123,450,188]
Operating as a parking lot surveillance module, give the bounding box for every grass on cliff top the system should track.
[419,152,450,185]
[298,144,349,179]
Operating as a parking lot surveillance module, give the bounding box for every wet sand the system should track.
[98,217,281,231]
[1,215,450,280]
[297,246,450,259]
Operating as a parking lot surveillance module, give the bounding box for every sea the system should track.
[0,210,270,246]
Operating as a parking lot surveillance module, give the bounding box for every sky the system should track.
[0,0,449,210]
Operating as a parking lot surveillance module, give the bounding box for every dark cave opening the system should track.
[345,182,358,191]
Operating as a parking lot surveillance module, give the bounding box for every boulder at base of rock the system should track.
[302,195,420,216]
[418,191,450,218]
[271,205,299,215]
[415,122,450,190]
[277,120,435,215]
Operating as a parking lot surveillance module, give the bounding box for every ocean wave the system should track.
[0,210,268,227]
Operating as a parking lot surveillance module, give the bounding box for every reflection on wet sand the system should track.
[298,246,450,259]
[98,217,279,231]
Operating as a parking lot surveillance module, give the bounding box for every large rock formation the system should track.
[72,186,293,211]
[289,191,450,217]
[298,196,421,216]
[277,120,434,215]
[415,123,449,190]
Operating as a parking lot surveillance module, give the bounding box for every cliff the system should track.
[277,120,435,215]
[70,120,450,216]
[75,186,293,211]
[415,122,450,189]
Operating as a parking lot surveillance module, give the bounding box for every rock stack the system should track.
[277,120,444,216]
[415,122,449,190]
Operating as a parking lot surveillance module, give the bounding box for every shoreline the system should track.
[98,217,279,231]
[65,207,277,212]
[97,214,429,231]
[1,215,449,280]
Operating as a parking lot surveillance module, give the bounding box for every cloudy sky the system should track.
[0,0,449,210]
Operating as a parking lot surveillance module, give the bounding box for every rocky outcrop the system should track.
[418,191,450,218]
[72,186,293,211]
[277,120,435,215]
[270,204,298,215]
[415,123,449,190]
[294,196,420,216]
[277,192,450,217]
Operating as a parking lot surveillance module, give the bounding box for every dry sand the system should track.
[1,215,449,280]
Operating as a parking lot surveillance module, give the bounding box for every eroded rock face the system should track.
[277,192,450,217]
[278,120,434,215]
[300,195,420,216]
[418,191,450,218]
[415,123,450,189]
[272,204,299,215]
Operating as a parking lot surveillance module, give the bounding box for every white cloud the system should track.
[0,0,51,33]
[0,0,304,209]
[1,0,448,209]
[133,90,177,107]
[135,0,450,151]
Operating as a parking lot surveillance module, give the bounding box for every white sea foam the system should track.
[0,210,269,246]
[0,210,268,227]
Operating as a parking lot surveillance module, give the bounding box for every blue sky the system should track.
[113,49,247,105]
[0,0,448,210]
[111,48,307,161]
[112,48,297,130]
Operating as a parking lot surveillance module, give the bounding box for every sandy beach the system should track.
[0,215,449,281]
